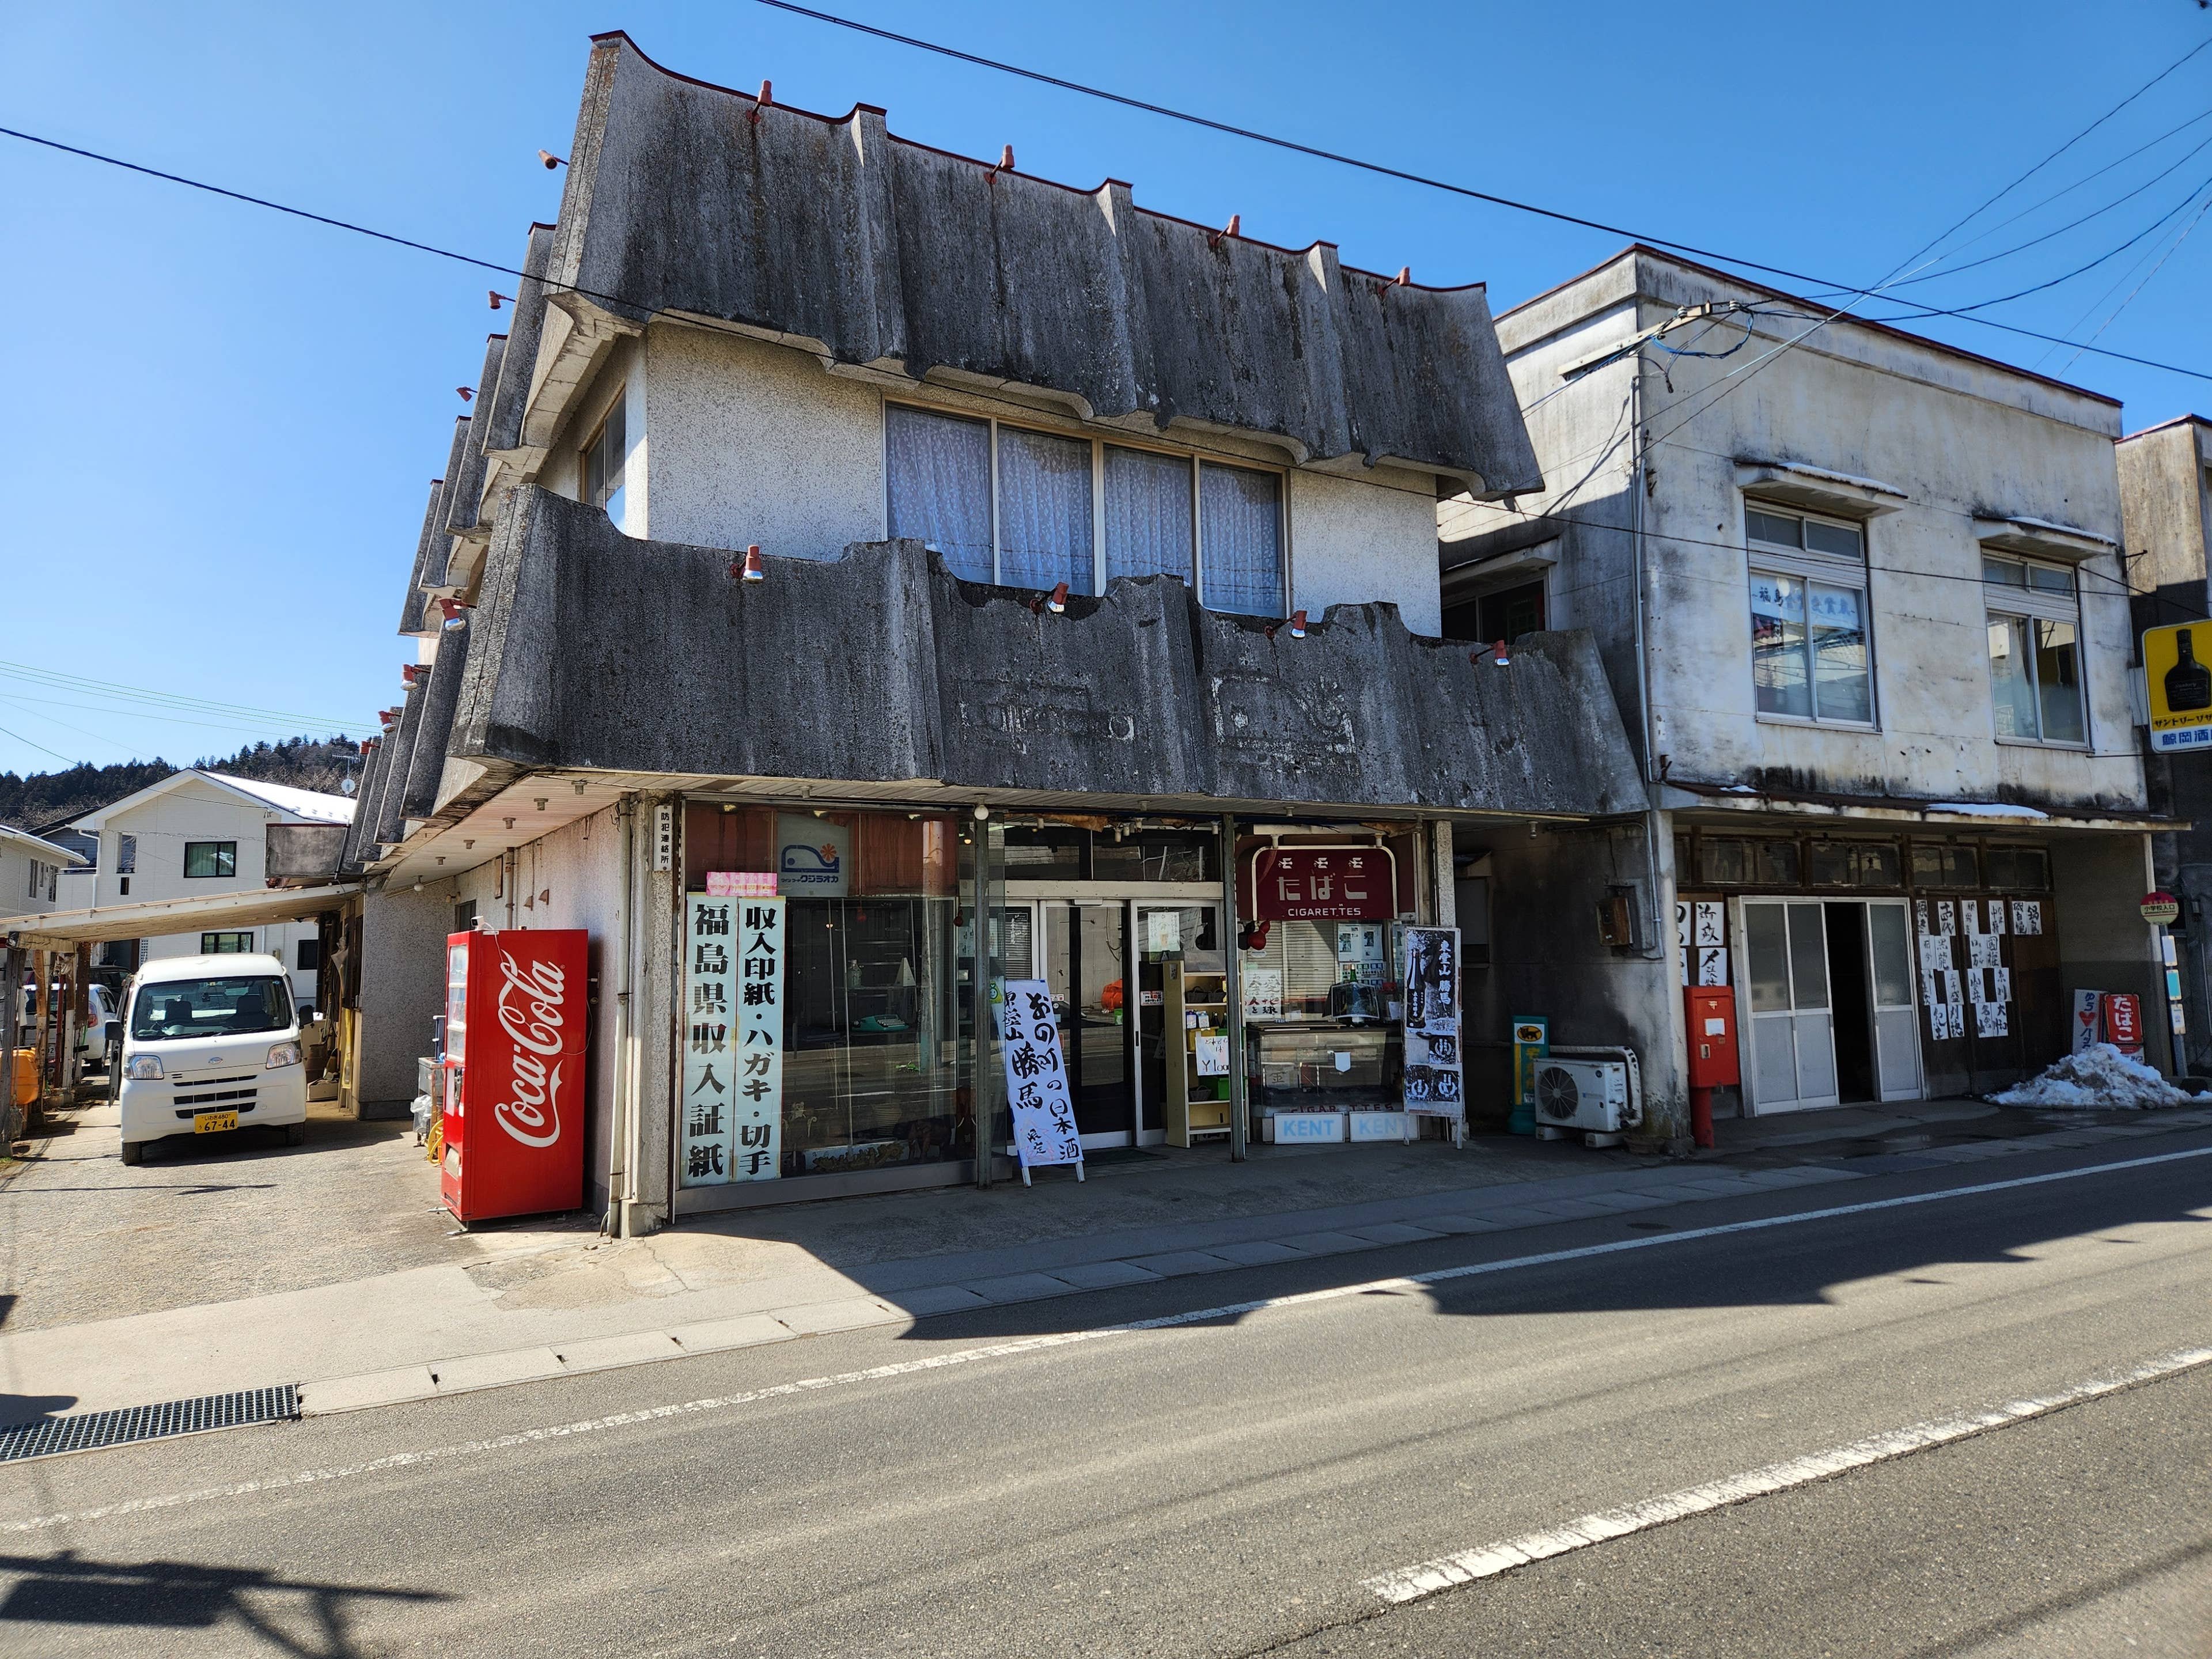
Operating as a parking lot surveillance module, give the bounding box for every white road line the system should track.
[4,1143,2207,1536]
[1362,1343,2212,1604]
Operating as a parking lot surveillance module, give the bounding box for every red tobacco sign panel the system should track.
[1245,846,1395,922]
[441,928,588,1224]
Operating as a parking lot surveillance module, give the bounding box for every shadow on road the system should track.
[855,1156,2212,1342]
[0,1549,449,1657]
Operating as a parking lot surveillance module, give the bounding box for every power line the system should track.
[0,661,366,728]
[2058,192,2212,374]
[8,38,2212,388]
[751,2,2212,384]
[0,721,82,768]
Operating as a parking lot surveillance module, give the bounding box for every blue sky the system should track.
[6,1,2210,781]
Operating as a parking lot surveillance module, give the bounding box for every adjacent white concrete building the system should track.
[1442,247,2166,1115]
[67,772,354,1007]
[0,824,84,921]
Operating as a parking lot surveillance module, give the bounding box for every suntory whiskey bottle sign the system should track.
[2145,622,2212,752]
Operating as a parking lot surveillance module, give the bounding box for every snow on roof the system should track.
[1928,801,2050,820]
[1742,459,1906,498]
[0,823,86,864]
[1991,515,2119,550]
[200,774,357,824]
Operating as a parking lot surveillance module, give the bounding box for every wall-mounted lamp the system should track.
[1209,213,1240,249]
[456,387,475,403]
[401,664,421,688]
[488,290,514,310]
[998,145,1015,171]
[1032,581,1070,615]
[438,597,472,631]
[973,805,990,821]
[733,544,766,582]
[539,149,566,169]
[1476,639,1511,667]
[749,80,772,124]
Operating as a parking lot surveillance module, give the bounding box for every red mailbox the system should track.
[1685,987,1740,1088]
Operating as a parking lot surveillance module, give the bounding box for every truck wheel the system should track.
[285,1123,306,1147]
[120,1141,143,1166]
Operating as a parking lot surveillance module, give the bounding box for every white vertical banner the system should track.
[733,898,784,1181]
[993,978,1083,1177]
[681,895,736,1187]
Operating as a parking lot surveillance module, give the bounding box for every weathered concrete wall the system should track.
[505,807,625,1217]
[1445,249,2144,819]
[352,882,452,1116]
[448,487,1649,818]
[1468,818,1684,1139]
[2051,832,2170,1073]
[544,33,1540,492]
[1290,468,1446,637]
[641,324,885,560]
[2119,419,2212,1067]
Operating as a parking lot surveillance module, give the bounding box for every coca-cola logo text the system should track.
[494,949,566,1149]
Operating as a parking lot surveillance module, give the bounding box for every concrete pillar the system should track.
[1431,821,1456,929]
[624,791,678,1235]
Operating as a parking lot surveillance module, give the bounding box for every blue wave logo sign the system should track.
[780,840,842,888]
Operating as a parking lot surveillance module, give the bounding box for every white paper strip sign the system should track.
[732,897,784,1181]
[993,979,1083,1177]
[680,895,737,1187]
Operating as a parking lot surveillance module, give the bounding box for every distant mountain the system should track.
[0,735,362,835]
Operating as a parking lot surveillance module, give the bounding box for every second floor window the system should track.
[884,403,1285,617]
[583,394,627,529]
[1983,555,2085,745]
[202,931,253,954]
[116,832,137,874]
[1747,506,1873,726]
[184,840,237,879]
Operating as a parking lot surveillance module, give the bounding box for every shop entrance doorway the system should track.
[1741,899,1840,1112]
[1823,899,1923,1104]
[1039,901,1134,1144]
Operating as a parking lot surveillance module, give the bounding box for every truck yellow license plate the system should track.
[193,1110,239,1134]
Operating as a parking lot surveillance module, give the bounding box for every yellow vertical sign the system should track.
[2144,622,2212,753]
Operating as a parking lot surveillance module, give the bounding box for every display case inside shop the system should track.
[1248,1024,1397,1107]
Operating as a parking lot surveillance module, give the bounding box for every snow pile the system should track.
[1994,1043,2193,1110]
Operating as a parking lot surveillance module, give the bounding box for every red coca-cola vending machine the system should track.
[441,929,588,1224]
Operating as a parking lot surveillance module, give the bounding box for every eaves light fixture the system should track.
[539,149,566,169]
[733,544,766,582]
[488,290,513,310]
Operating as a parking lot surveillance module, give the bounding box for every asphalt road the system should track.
[1,1131,2206,1658]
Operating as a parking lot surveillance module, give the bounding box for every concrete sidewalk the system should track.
[6,1096,2207,1425]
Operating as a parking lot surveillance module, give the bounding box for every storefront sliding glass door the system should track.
[1739,899,1839,1112]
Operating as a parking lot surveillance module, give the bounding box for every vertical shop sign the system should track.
[733,899,784,1180]
[992,979,1084,1181]
[1402,927,1463,1120]
[680,895,736,1187]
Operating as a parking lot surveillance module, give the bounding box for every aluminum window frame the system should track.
[1981,552,2089,749]
[1744,501,1880,731]
[882,397,1290,616]
[182,840,238,880]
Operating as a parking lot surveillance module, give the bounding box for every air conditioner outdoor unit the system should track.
[1532,1058,1634,1135]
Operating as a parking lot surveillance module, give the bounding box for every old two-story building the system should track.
[331,33,1658,1232]
[1443,247,2169,1121]
[2120,413,2212,1068]
[1,823,82,922]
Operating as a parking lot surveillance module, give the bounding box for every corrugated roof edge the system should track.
[1499,243,2123,411]
[585,29,1483,294]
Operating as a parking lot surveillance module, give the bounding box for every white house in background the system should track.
[0,823,85,920]
[67,771,355,1006]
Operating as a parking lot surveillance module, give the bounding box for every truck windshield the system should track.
[130,977,293,1041]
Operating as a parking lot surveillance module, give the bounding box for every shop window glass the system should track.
[997,426,1093,593]
[1199,463,1283,617]
[1745,904,1790,1012]
[886,405,993,582]
[1910,843,1980,889]
[685,810,974,1181]
[1104,445,1194,586]
[1749,573,1810,718]
[1868,906,1912,1005]
[1785,906,1829,1008]
[1753,839,1800,886]
[1809,842,1900,888]
[1982,845,2051,891]
[1090,830,1217,884]
[1003,828,1087,879]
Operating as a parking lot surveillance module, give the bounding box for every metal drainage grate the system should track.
[0,1385,298,1464]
